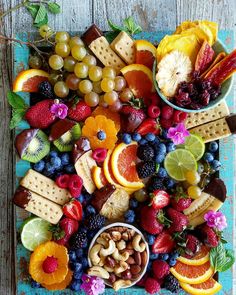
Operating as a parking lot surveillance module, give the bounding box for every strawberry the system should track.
[152,231,175,253]
[200,224,219,247]
[51,217,79,245]
[167,208,188,232]
[63,199,83,221]
[25,99,56,129]
[68,100,91,122]
[185,234,201,256]
[150,190,170,210]
[140,206,163,235]
[171,197,192,211]
[120,105,146,132]
[136,118,160,135]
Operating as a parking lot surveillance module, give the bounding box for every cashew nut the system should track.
[98,255,106,266]
[112,248,129,261]
[87,266,109,279]
[100,239,116,257]
[114,261,129,275]
[89,244,102,265]
[113,279,132,291]
[96,237,108,247]
[110,231,122,241]
[132,234,146,252]
[117,240,126,251]
[100,232,111,241]
[104,265,114,272]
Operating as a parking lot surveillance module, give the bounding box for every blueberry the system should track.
[31,280,41,288]
[165,178,176,189]
[87,230,96,240]
[69,250,77,262]
[70,279,81,291]
[155,153,165,164]
[86,205,96,215]
[49,151,58,158]
[81,257,88,269]
[122,133,132,144]
[145,133,156,142]
[157,167,167,178]
[147,261,152,271]
[157,143,167,154]
[64,164,76,173]
[160,253,169,261]
[50,156,62,170]
[204,152,214,163]
[170,251,179,259]
[76,249,83,258]
[77,194,85,203]
[129,198,138,209]
[150,253,159,260]
[208,141,218,153]
[97,130,106,140]
[146,234,155,245]
[74,262,83,273]
[132,133,142,142]
[83,193,92,204]
[61,152,70,165]
[211,159,221,171]
[42,169,54,178]
[152,137,161,145]
[33,160,45,172]
[73,270,83,280]
[169,258,177,266]
[139,138,147,145]
[166,142,176,153]
[161,129,169,139]
[124,210,135,223]
[45,162,55,173]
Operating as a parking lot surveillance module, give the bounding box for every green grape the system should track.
[84,92,99,107]
[71,45,87,61]
[134,189,148,202]
[102,66,116,79]
[54,81,69,98]
[101,78,115,92]
[114,76,126,91]
[28,55,42,69]
[92,81,102,94]
[55,42,71,57]
[79,80,93,94]
[104,91,118,105]
[99,95,108,107]
[187,185,202,199]
[69,36,84,48]
[88,66,103,82]
[119,88,133,102]
[185,171,200,185]
[64,56,77,72]
[49,55,64,70]
[82,55,97,66]
[66,74,80,90]
[74,62,88,79]
[76,88,85,97]
[109,99,122,112]
[39,25,53,38]
[55,31,70,43]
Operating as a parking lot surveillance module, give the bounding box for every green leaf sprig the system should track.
[210,242,235,273]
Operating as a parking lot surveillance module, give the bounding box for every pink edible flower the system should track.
[81,274,105,295]
[167,123,190,145]
[50,101,68,119]
[204,210,227,231]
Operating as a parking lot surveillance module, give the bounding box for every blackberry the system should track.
[164,274,180,293]
[148,176,166,192]
[69,232,88,249]
[87,214,105,230]
[38,81,54,98]
[137,144,154,161]
[137,161,155,179]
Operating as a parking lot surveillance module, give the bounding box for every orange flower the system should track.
[82,115,118,150]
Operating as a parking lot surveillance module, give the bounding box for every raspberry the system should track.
[56,174,70,189]
[68,174,83,197]
[148,105,160,119]
[137,161,156,179]
[137,144,155,161]
[173,110,188,123]
[160,118,172,129]
[186,234,201,256]
[200,224,219,247]
[144,278,160,294]
[92,148,107,162]
[161,105,174,120]
[152,260,170,279]
[42,256,58,273]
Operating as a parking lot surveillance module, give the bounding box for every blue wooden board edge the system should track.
[13,31,235,295]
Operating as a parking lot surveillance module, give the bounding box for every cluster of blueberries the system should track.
[203,141,221,171]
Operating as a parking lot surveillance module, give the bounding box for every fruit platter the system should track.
[9,18,236,294]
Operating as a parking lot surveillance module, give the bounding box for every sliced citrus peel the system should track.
[180,278,222,295]
[42,269,73,290]
[177,245,210,266]
[135,40,156,69]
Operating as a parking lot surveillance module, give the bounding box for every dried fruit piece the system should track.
[201,52,226,78]
[195,41,214,74]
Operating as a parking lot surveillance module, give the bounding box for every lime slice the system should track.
[21,217,52,251]
[164,149,197,181]
[178,134,205,161]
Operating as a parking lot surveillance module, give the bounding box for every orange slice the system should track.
[120,64,155,98]
[92,106,121,131]
[177,245,210,266]
[111,142,144,189]
[92,166,108,189]
[135,40,156,69]
[170,261,214,284]
[13,69,49,92]
[180,277,222,295]
[42,269,73,290]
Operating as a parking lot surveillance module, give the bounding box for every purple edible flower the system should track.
[167,123,190,145]
[81,274,105,295]
[50,101,68,119]
[204,210,227,231]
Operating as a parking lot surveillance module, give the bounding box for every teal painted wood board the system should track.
[14,31,235,295]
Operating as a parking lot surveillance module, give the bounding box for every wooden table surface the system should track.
[0,0,235,294]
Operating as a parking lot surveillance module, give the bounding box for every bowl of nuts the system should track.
[87,222,149,291]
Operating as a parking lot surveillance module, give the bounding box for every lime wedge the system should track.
[178,134,205,161]
[21,217,52,251]
[164,149,197,181]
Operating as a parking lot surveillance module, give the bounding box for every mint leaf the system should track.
[34,14,48,28]
[107,19,125,32]
[210,243,235,273]
[105,31,119,43]
[123,16,142,35]
[34,4,47,24]
[10,109,25,129]
[25,4,40,19]
[218,250,235,272]
[47,2,61,14]
[7,91,28,110]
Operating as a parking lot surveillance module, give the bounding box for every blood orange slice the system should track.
[92,166,108,189]
[180,277,222,295]
[135,40,156,69]
[177,245,210,266]
[170,261,214,284]
[120,64,155,98]
[13,69,49,92]
[111,142,144,189]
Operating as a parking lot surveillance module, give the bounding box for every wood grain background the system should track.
[0,0,235,294]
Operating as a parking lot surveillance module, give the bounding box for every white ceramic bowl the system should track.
[88,222,150,289]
